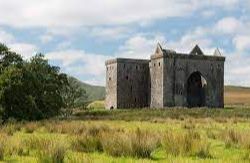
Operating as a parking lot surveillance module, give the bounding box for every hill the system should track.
[68,77,105,103]
[224,85,250,106]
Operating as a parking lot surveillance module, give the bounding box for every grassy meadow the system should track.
[0,86,250,162]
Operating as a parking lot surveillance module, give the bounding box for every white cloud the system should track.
[214,17,244,34]
[118,34,166,59]
[9,43,38,59]
[90,26,131,40]
[0,0,241,29]
[0,28,39,59]
[46,50,111,76]
[233,35,250,52]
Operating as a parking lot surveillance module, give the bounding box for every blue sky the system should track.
[0,0,250,86]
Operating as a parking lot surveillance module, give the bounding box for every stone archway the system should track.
[187,71,207,107]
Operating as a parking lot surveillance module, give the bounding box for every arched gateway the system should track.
[187,72,207,107]
[105,44,225,109]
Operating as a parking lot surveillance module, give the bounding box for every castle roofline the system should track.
[151,52,225,61]
[105,58,150,65]
[151,44,225,61]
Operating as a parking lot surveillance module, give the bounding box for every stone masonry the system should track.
[105,44,225,109]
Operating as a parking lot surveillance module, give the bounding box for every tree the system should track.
[0,43,23,73]
[61,77,88,117]
[0,52,68,121]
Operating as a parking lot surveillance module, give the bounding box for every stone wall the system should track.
[150,56,164,108]
[105,60,118,109]
[116,59,150,108]
[161,53,225,108]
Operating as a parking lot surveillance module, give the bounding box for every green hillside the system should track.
[68,77,105,102]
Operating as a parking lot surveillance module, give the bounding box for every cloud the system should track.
[90,26,131,40]
[9,43,39,59]
[0,0,241,29]
[46,50,111,76]
[0,29,14,44]
[233,35,250,52]
[214,17,244,34]
[117,34,166,59]
[225,54,250,86]
[0,28,39,59]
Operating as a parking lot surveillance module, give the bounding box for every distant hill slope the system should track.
[68,77,105,102]
[224,85,250,106]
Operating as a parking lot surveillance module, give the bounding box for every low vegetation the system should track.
[0,108,249,162]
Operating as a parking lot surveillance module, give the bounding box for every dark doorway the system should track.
[187,72,206,107]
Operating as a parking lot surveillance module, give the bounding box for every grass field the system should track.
[0,107,250,162]
[0,86,249,162]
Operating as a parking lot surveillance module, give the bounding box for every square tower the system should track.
[105,58,150,109]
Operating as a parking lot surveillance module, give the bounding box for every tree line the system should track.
[0,43,87,122]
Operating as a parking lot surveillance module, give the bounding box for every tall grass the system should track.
[162,130,212,158]
[220,129,250,149]
[38,141,68,163]
[71,134,103,153]
[101,128,159,158]
[0,134,7,160]
[24,135,68,163]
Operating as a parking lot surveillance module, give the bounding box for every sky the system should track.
[0,0,249,86]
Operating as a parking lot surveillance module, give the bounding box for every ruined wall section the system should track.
[116,59,150,108]
[105,60,118,109]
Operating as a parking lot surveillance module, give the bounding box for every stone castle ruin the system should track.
[105,44,225,109]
